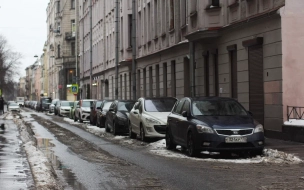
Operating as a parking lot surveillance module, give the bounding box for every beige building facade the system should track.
[46,0,77,100]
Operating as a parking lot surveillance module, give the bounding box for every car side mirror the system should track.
[182,111,189,117]
[248,111,253,116]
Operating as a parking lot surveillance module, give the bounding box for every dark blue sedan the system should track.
[166,97,264,157]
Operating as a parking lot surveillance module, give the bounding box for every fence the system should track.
[287,106,304,121]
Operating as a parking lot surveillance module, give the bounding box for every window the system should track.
[180,0,187,26]
[147,3,151,41]
[128,14,132,47]
[169,0,174,30]
[211,0,220,7]
[155,64,160,97]
[171,61,176,97]
[190,0,197,14]
[163,63,167,97]
[149,66,153,97]
[71,42,75,56]
[154,0,158,37]
[229,48,238,99]
[137,70,141,98]
[57,44,61,58]
[143,68,146,97]
[56,1,60,13]
[181,100,190,113]
[203,52,210,96]
[71,0,75,9]
[173,99,185,114]
[71,20,76,36]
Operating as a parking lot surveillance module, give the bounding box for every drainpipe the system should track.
[132,0,137,100]
[89,0,93,99]
[190,41,196,97]
[115,0,120,99]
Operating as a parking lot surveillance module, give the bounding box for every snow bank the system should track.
[148,139,303,164]
[14,115,62,190]
[284,119,304,126]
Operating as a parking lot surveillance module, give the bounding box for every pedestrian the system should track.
[0,96,4,115]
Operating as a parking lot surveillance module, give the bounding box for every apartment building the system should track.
[78,0,304,137]
[18,77,26,97]
[46,0,77,100]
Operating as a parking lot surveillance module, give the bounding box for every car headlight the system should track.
[145,117,161,124]
[254,124,264,133]
[196,125,214,134]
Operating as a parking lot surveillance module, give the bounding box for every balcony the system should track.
[65,32,76,41]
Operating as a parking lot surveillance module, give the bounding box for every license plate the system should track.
[225,136,247,143]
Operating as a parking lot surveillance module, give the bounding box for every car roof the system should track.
[140,97,177,100]
[187,96,238,101]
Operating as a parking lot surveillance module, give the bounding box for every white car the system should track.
[58,101,74,117]
[74,99,95,123]
[129,97,177,141]
[8,102,20,112]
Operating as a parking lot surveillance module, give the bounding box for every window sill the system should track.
[169,28,175,34]
[190,11,197,18]
[205,5,222,11]
[126,46,132,51]
[147,40,152,45]
[180,24,188,30]
[153,36,158,41]
[161,32,166,38]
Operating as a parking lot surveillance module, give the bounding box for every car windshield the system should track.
[192,100,248,116]
[10,103,19,106]
[96,101,103,108]
[102,102,112,110]
[117,101,135,112]
[61,101,73,106]
[82,101,93,107]
[42,98,52,103]
[144,99,177,112]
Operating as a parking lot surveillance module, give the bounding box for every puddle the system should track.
[36,137,87,190]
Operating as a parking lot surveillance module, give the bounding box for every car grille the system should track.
[215,129,253,136]
[154,125,166,134]
[217,142,255,149]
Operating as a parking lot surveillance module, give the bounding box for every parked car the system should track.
[74,99,95,123]
[105,100,136,135]
[90,100,104,125]
[96,100,114,128]
[40,97,52,112]
[49,99,59,113]
[54,100,64,115]
[8,102,20,112]
[166,97,265,157]
[69,101,79,120]
[129,97,177,141]
[58,101,74,117]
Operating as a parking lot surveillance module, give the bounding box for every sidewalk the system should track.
[265,137,304,159]
[0,112,34,190]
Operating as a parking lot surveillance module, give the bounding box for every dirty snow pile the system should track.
[148,139,303,164]
[13,114,62,190]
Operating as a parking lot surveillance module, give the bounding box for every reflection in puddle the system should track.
[36,138,87,190]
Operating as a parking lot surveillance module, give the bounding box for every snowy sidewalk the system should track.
[0,117,34,190]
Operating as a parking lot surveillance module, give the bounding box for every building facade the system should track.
[46,0,77,101]
[77,0,304,136]
[18,77,26,97]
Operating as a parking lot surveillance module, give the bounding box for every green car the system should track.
[69,101,79,120]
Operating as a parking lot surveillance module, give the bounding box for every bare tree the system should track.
[0,35,22,98]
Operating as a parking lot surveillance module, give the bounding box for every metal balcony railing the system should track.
[65,32,76,41]
[287,106,304,121]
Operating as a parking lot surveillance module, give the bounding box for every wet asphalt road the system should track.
[20,109,304,190]
[0,112,34,190]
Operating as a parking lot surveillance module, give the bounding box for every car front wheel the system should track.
[79,114,83,123]
[74,113,77,122]
[166,128,176,150]
[187,132,199,157]
[113,122,118,136]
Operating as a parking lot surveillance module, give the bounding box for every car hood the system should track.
[60,106,71,109]
[81,107,90,112]
[145,112,171,123]
[9,106,19,108]
[194,115,255,129]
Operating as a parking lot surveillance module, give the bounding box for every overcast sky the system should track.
[0,0,49,79]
